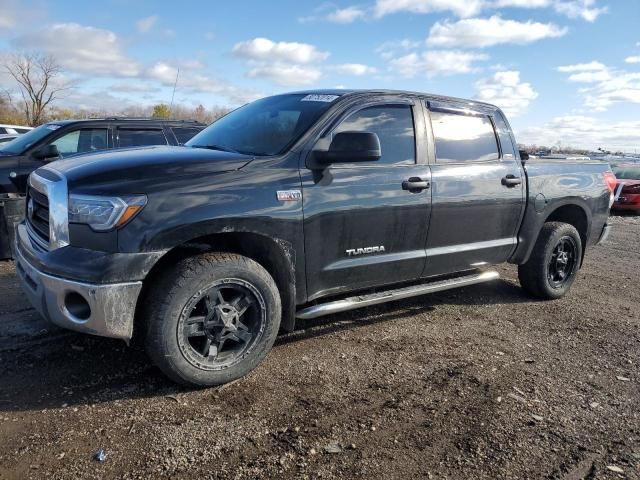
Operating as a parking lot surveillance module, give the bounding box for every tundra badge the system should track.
[277,190,302,201]
[346,246,386,256]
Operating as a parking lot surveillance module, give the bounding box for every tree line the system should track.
[1,52,230,127]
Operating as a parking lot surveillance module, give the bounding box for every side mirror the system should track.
[316,131,381,164]
[33,144,60,161]
[519,150,530,163]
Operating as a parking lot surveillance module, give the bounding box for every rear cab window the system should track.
[429,108,499,163]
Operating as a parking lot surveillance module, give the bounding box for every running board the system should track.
[296,271,500,320]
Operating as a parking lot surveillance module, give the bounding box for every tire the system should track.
[518,222,583,300]
[145,252,281,387]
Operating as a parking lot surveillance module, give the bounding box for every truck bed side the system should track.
[509,160,611,264]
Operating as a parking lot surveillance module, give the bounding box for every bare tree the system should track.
[4,53,72,126]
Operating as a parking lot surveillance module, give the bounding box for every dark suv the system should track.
[0,118,205,194]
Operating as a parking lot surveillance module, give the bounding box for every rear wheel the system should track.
[518,222,583,300]
[145,253,281,386]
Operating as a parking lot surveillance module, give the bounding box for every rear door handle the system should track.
[501,175,522,188]
[402,177,430,192]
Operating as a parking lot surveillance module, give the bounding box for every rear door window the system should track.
[172,127,203,145]
[493,112,516,161]
[430,110,499,163]
[117,129,168,148]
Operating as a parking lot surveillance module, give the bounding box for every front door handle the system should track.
[402,177,430,193]
[501,175,522,188]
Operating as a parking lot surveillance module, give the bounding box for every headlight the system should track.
[68,194,147,231]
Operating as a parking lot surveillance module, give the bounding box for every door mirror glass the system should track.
[316,131,381,164]
[519,150,530,162]
[33,144,60,161]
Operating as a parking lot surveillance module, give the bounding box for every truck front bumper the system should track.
[13,220,159,341]
[16,246,142,340]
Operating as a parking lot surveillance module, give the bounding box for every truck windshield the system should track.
[0,124,59,155]
[186,93,341,156]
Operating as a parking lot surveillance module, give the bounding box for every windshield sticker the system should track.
[301,94,339,103]
[46,125,61,130]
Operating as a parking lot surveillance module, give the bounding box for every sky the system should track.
[0,0,639,151]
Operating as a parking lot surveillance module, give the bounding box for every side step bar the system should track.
[296,271,500,320]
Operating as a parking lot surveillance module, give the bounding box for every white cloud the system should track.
[14,23,140,77]
[427,15,567,48]
[582,71,640,111]
[327,7,366,23]
[557,61,611,82]
[136,15,158,33]
[110,82,160,93]
[0,13,15,29]
[372,0,606,21]
[474,70,538,116]
[553,0,607,22]
[374,0,485,18]
[625,56,640,64]
[492,0,552,7]
[557,61,607,72]
[232,38,329,64]
[390,50,489,78]
[558,62,640,111]
[146,61,261,103]
[376,39,422,60]
[331,63,377,75]
[518,116,640,151]
[246,64,322,86]
[493,0,606,21]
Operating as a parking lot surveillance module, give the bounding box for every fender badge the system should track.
[277,190,302,201]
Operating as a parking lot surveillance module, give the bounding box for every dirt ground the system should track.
[0,215,638,480]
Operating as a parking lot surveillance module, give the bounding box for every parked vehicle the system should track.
[0,134,19,144]
[0,118,205,258]
[14,90,615,386]
[0,118,205,195]
[612,164,640,213]
[0,124,32,135]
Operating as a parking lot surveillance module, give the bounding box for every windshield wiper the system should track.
[191,144,241,154]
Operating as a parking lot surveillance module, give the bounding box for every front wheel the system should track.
[145,253,281,386]
[518,222,583,300]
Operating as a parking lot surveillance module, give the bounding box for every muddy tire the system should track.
[145,253,281,387]
[518,222,583,300]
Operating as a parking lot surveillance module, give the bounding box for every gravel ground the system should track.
[0,215,638,480]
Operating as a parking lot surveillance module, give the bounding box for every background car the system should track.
[612,164,640,214]
[0,117,206,194]
[0,124,33,135]
[0,134,18,144]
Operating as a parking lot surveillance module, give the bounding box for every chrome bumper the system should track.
[15,246,142,341]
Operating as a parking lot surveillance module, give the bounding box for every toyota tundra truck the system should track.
[14,90,616,386]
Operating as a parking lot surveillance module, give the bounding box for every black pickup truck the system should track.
[14,90,615,386]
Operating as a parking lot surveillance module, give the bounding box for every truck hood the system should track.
[46,146,253,189]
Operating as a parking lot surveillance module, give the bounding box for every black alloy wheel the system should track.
[178,280,266,371]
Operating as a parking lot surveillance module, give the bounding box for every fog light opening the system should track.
[64,292,91,320]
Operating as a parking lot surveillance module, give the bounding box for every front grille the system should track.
[26,187,50,247]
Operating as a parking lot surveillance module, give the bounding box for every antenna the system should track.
[169,68,180,114]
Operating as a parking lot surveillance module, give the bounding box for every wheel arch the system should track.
[511,199,592,266]
[136,231,297,338]
[543,203,590,255]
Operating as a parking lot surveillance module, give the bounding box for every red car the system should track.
[612,164,640,214]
